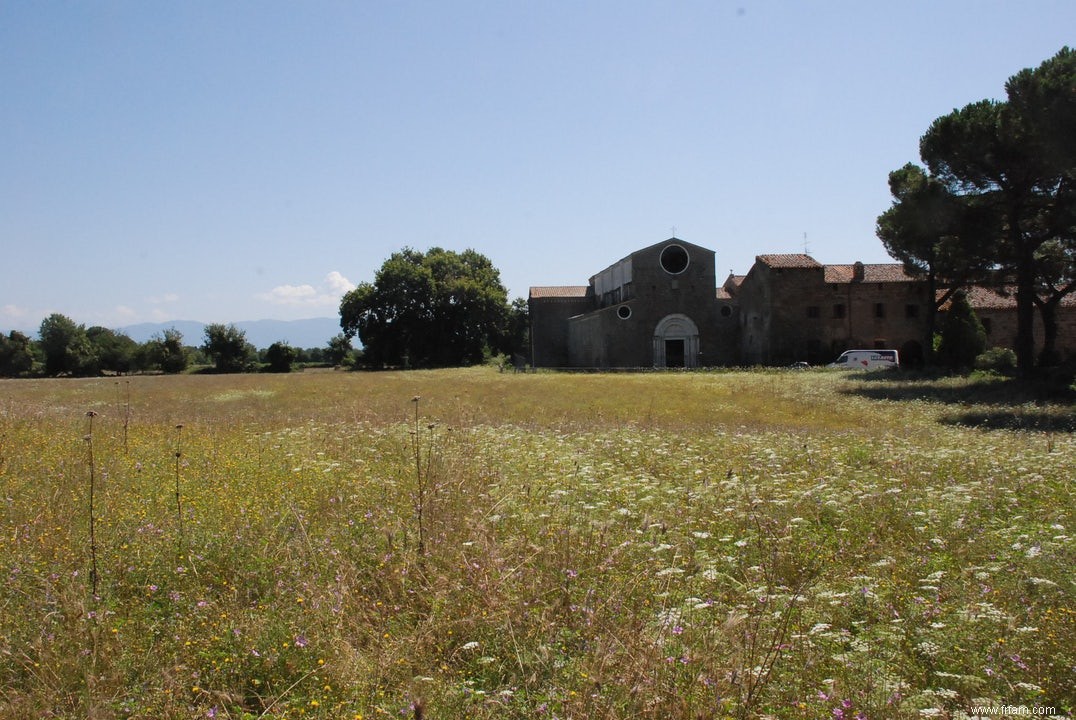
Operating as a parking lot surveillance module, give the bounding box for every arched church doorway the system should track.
[653,314,700,368]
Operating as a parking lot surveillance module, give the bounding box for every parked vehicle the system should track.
[828,349,899,370]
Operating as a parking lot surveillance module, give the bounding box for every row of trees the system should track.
[877,46,1075,372]
[1,314,192,377]
[5,246,521,375]
[0,315,356,378]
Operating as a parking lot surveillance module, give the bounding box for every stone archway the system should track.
[653,314,700,368]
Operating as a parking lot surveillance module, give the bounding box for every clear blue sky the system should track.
[2,1,1073,333]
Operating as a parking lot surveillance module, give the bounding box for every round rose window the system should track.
[660,244,689,274]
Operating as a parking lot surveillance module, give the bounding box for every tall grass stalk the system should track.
[173,423,185,553]
[83,411,99,597]
[122,380,130,454]
[411,395,427,559]
[115,379,131,454]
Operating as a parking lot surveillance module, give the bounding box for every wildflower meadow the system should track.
[0,368,1072,719]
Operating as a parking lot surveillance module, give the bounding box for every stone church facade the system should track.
[528,238,1075,368]
[529,239,738,369]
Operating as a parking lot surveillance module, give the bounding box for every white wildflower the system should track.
[916,640,941,658]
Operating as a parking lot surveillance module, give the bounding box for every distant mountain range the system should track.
[119,317,345,350]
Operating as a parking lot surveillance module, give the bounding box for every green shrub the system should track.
[937,291,987,368]
[974,346,1017,372]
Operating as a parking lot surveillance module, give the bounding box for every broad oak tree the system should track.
[339,247,511,368]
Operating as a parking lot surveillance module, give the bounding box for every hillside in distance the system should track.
[119,317,345,350]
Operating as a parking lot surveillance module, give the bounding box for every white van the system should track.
[828,349,899,370]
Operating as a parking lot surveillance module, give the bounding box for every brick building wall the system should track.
[961,287,1076,362]
[734,255,931,365]
[528,288,592,367]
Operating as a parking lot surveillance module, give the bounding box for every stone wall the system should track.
[529,293,592,367]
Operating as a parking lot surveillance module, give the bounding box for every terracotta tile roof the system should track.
[756,254,822,269]
[958,286,1016,309]
[529,286,590,299]
[938,286,1076,310]
[824,263,917,283]
[719,274,744,299]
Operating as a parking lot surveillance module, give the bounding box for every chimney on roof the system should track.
[853,261,865,282]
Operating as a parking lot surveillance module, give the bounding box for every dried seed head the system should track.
[86,411,98,417]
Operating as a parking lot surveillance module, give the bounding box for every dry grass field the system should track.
[0,368,1072,719]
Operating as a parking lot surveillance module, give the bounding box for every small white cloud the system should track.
[148,293,180,305]
[264,284,318,303]
[1,304,28,321]
[258,272,355,308]
[114,305,138,322]
[325,271,355,295]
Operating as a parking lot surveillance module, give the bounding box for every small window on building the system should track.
[617,305,632,320]
[720,305,732,318]
[874,303,885,318]
[833,304,846,319]
[905,304,919,319]
[806,305,820,319]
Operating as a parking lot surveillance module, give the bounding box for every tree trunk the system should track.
[1012,217,1038,374]
[925,267,938,366]
[1036,298,1061,366]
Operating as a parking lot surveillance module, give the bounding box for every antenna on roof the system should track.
[671,225,678,239]
[803,232,811,256]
